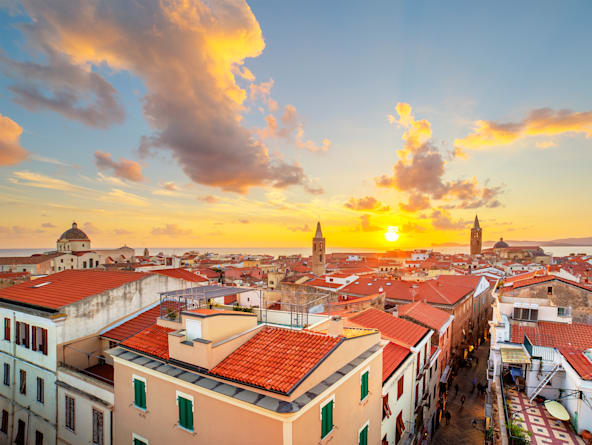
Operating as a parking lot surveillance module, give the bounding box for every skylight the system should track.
[31,282,51,288]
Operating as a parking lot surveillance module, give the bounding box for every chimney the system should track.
[391,306,398,317]
[328,315,344,337]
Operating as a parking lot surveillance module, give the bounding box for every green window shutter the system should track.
[361,371,369,400]
[321,401,333,438]
[134,380,146,409]
[359,425,368,445]
[178,397,193,431]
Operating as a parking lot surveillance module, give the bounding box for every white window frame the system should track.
[360,367,370,401]
[132,374,147,386]
[132,374,147,410]
[175,390,194,405]
[175,390,195,432]
[319,394,335,420]
[132,432,149,445]
[358,420,370,440]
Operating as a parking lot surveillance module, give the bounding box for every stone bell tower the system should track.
[312,222,326,276]
[470,215,482,255]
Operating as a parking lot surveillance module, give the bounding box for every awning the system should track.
[544,400,570,421]
[501,347,531,364]
[440,365,451,383]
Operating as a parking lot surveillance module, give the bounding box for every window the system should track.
[31,326,48,353]
[514,308,538,322]
[382,394,391,420]
[3,318,9,341]
[37,377,44,404]
[360,370,369,401]
[1,410,7,434]
[358,423,368,445]
[177,395,193,431]
[547,286,553,295]
[321,398,334,439]
[133,377,146,409]
[65,395,76,432]
[35,431,43,445]
[15,419,25,445]
[558,307,567,316]
[3,363,9,386]
[397,375,404,400]
[133,436,148,445]
[19,369,26,395]
[92,408,104,445]
[396,412,404,443]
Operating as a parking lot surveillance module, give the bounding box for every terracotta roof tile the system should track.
[210,326,342,394]
[0,269,152,310]
[398,301,451,331]
[120,324,173,360]
[503,275,592,292]
[152,268,208,282]
[382,342,410,383]
[102,302,176,342]
[559,347,592,380]
[349,308,428,348]
[511,321,592,350]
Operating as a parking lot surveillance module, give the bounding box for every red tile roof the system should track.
[152,268,208,282]
[0,269,152,310]
[348,308,428,348]
[120,324,173,360]
[397,301,451,331]
[559,347,592,380]
[210,326,342,394]
[501,275,592,293]
[382,342,410,383]
[102,303,176,342]
[511,321,592,350]
[305,278,343,289]
[341,275,483,306]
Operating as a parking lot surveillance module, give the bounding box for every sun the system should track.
[384,226,399,242]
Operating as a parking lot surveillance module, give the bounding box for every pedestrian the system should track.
[475,356,479,366]
[454,383,459,396]
[460,394,466,407]
[445,410,451,425]
[471,377,477,393]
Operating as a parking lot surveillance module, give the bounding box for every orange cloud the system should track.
[376,102,502,211]
[0,114,28,166]
[455,108,592,151]
[94,151,144,182]
[8,0,316,194]
[344,196,390,212]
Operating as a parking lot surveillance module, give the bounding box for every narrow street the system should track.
[432,340,489,444]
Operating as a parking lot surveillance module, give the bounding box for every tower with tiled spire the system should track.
[312,221,326,276]
[470,215,482,255]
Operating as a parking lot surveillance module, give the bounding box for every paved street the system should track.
[432,340,489,445]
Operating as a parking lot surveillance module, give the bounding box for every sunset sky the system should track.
[1,1,591,249]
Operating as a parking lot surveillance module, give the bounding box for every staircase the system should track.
[529,362,561,403]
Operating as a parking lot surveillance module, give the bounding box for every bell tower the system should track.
[312,222,326,276]
[470,215,482,255]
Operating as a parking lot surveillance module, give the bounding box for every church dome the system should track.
[494,237,509,248]
[59,222,90,241]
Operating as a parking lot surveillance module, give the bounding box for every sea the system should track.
[1,246,591,259]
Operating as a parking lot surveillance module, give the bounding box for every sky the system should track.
[0,0,591,250]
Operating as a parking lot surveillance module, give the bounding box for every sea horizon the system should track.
[2,245,591,259]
